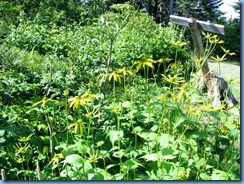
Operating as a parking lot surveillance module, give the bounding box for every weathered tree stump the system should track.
[198,69,239,108]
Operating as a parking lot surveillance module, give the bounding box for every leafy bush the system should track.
[0,3,240,181]
[4,23,74,57]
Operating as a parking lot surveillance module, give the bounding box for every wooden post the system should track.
[169,15,238,108]
[170,15,225,76]
[188,18,204,59]
[187,18,209,76]
[166,0,174,23]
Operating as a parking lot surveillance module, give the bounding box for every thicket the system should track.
[0,2,240,181]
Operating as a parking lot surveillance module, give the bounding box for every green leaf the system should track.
[0,130,5,143]
[92,168,114,180]
[200,173,211,180]
[62,154,83,167]
[138,132,157,141]
[0,130,5,137]
[82,160,93,175]
[190,90,205,103]
[162,161,175,173]
[134,174,150,180]
[209,111,220,120]
[113,149,125,158]
[211,169,228,180]
[196,158,207,170]
[114,173,124,180]
[122,159,143,170]
[150,125,158,132]
[88,171,104,180]
[190,131,207,140]
[189,138,198,153]
[173,114,186,129]
[106,164,118,170]
[224,122,237,136]
[158,134,173,148]
[140,153,159,162]
[133,126,143,134]
[107,130,124,146]
[228,107,239,116]
[161,148,176,160]
[0,137,5,143]
[76,144,88,155]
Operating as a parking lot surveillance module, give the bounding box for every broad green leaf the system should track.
[190,90,205,103]
[161,161,174,173]
[0,129,5,143]
[173,114,186,129]
[107,130,124,146]
[224,122,237,136]
[114,173,124,180]
[109,146,119,152]
[0,137,6,143]
[145,170,157,180]
[190,131,207,140]
[140,153,159,162]
[189,139,198,153]
[82,160,93,175]
[106,164,118,170]
[134,174,150,180]
[93,168,114,180]
[62,154,83,167]
[150,125,158,132]
[196,158,207,169]
[208,111,220,120]
[211,169,228,180]
[161,148,176,160]
[76,144,89,155]
[0,130,5,137]
[122,159,143,170]
[113,149,125,158]
[188,159,194,167]
[158,134,173,148]
[88,171,104,180]
[133,126,143,134]
[138,132,157,141]
[200,173,211,180]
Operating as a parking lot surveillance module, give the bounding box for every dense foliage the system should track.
[0,2,240,181]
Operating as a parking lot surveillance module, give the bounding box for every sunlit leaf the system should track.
[195,158,207,170]
[200,173,211,180]
[161,148,176,160]
[140,153,159,162]
[173,114,187,129]
[211,169,228,180]
[82,160,93,175]
[122,159,143,170]
[62,154,83,167]
[113,150,125,158]
[158,134,173,149]
[189,139,198,153]
[107,130,124,146]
